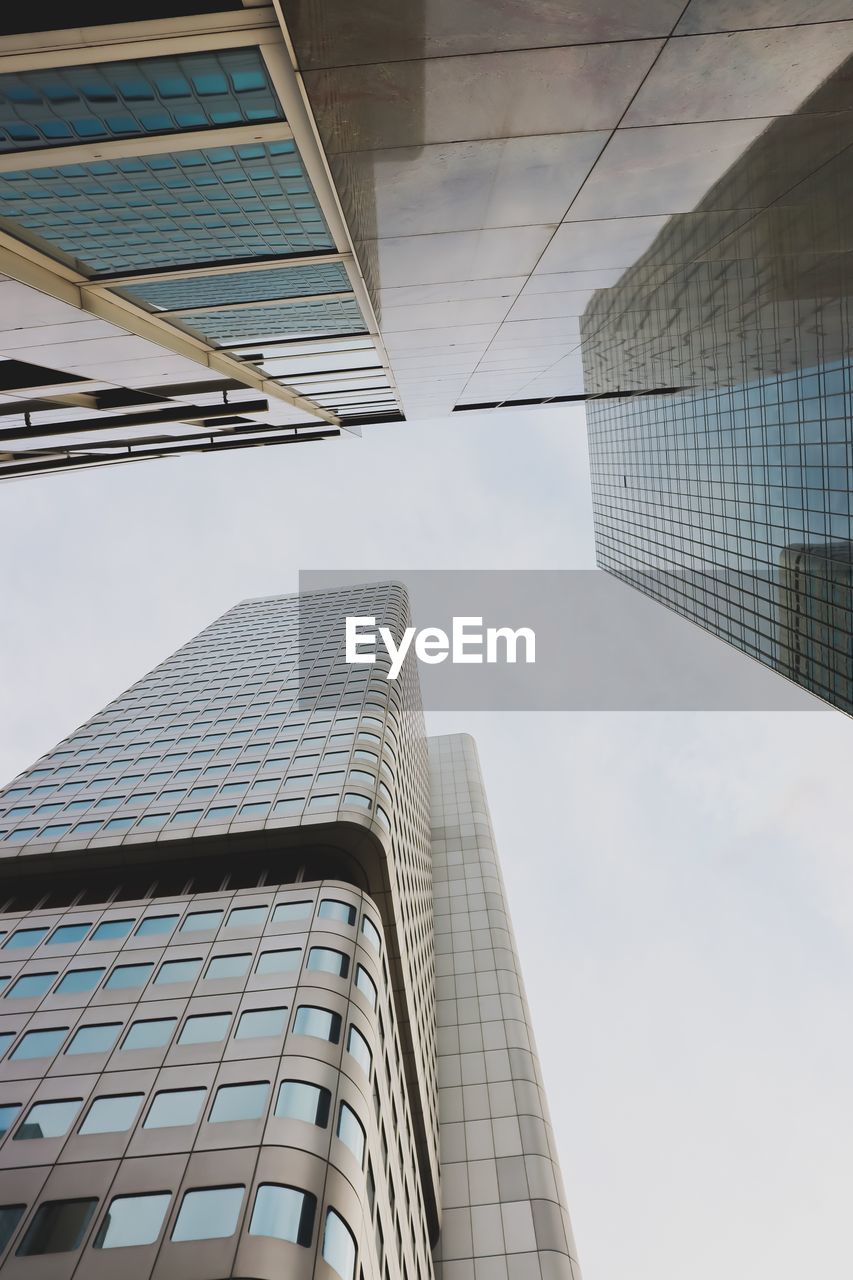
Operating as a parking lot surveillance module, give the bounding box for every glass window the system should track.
[10,1028,66,1060]
[293,1006,340,1043]
[361,916,381,952]
[105,962,152,990]
[78,1093,143,1135]
[55,967,104,995]
[144,1088,206,1129]
[346,1025,372,1076]
[0,1205,24,1253]
[47,924,90,946]
[235,1007,287,1040]
[322,1208,357,1280]
[154,958,201,986]
[256,948,301,976]
[0,1104,21,1137]
[318,900,356,927]
[249,1184,315,1247]
[307,947,349,978]
[134,915,178,938]
[209,1082,269,1123]
[337,1102,366,1164]
[16,1198,98,1256]
[6,972,55,999]
[181,910,222,933]
[354,966,377,1009]
[15,1098,81,1141]
[122,1017,176,1051]
[91,919,134,942]
[227,905,266,928]
[205,954,250,981]
[66,1023,120,1056]
[94,1192,170,1249]
[5,928,48,950]
[0,1032,14,1058]
[274,1080,330,1127]
[171,1186,244,1242]
[272,900,312,923]
[177,1013,230,1045]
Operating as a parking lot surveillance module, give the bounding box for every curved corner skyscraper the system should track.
[0,584,580,1280]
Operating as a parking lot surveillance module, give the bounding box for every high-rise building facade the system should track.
[584,45,853,713]
[0,585,579,1280]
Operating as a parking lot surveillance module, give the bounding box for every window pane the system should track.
[11,1028,66,1060]
[171,1187,244,1242]
[355,966,377,1009]
[275,1080,330,1126]
[17,1198,98,1256]
[206,954,250,980]
[154,958,201,985]
[227,906,266,928]
[122,1017,176,1051]
[95,1192,170,1249]
[249,1184,315,1247]
[322,1208,357,1280]
[56,968,104,995]
[91,920,134,942]
[336,1103,365,1163]
[235,1007,286,1040]
[346,1025,372,1076]
[0,1104,21,1137]
[318,900,356,927]
[180,910,222,933]
[0,1206,24,1253]
[209,1082,269,1123]
[256,948,300,975]
[15,1098,81,1141]
[135,915,178,938]
[48,924,90,946]
[293,1006,340,1043]
[5,928,48,949]
[0,1032,14,1058]
[105,963,152,990]
[361,917,381,952]
[6,972,55,999]
[177,1013,230,1045]
[79,1094,143,1135]
[307,947,348,978]
[144,1088,205,1129]
[66,1023,120,1056]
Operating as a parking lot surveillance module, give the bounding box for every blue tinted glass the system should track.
[256,948,300,976]
[0,1103,21,1136]
[307,947,348,978]
[209,1082,268,1123]
[274,1080,329,1126]
[154,958,201,985]
[235,1007,286,1040]
[91,919,133,942]
[171,1186,243,1242]
[187,298,365,345]
[134,915,178,937]
[249,1184,315,1246]
[181,910,222,933]
[95,1192,171,1249]
[66,1023,120,1055]
[272,901,312,923]
[0,143,332,274]
[226,906,266,928]
[206,953,250,980]
[318,900,356,927]
[6,972,54,998]
[128,260,350,310]
[47,924,90,945]
[293,1006,339,1043]
[0,50,280,153]
[105,963,151,990]
[79,1093,142,1134]
[122,1017,175,1051]
[15,1098,81,1140]
[177,1013,230,1045]
[144,1088,205,1129]
[11,1028,66,1060]
[322,1209,356,1280]
[55,968,103,995]
[5,928,47,949]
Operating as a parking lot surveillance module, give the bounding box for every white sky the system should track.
[2,405,852,1280]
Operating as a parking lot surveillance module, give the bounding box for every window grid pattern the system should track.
[0,49,282,153]
[181,297,365,345]
[124,259,352,311]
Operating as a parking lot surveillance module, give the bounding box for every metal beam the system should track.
[0,121,294,174]
[0,398,270,444]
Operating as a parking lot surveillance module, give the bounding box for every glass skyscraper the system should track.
[0,585,579,1280]
[584,51,853,712]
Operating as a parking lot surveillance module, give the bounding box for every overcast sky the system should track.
[2,406,852,1280]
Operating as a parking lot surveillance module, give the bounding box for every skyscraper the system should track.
[0,585,579,1280]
